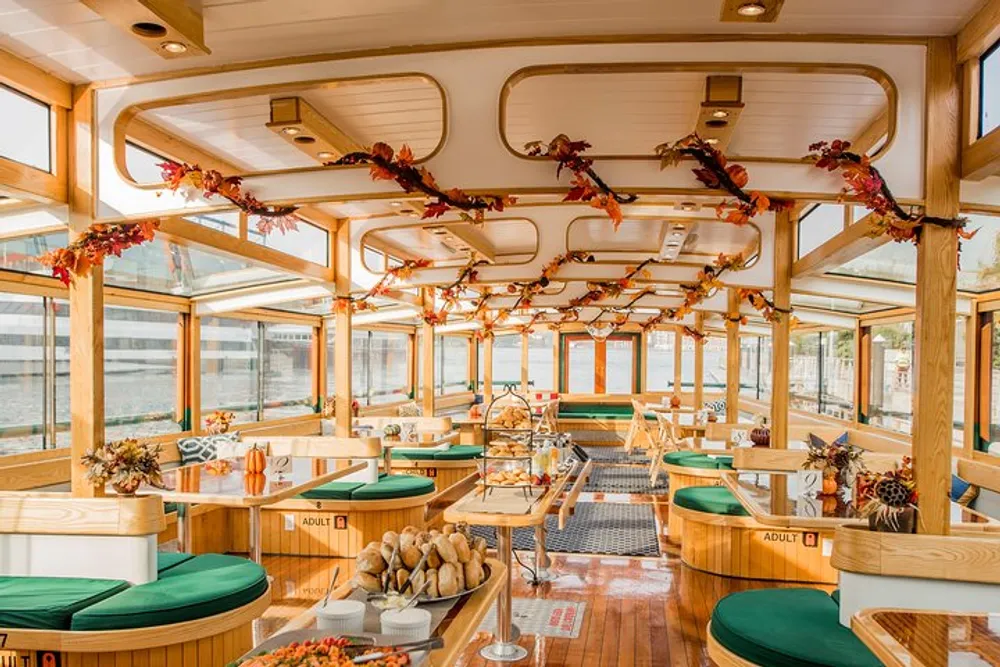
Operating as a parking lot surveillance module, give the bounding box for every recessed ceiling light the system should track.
[316,151,335,159]
[281,127,300,136]
[737,2,767,16]
[712,109,729,119]
[705,138,720,145]
[131,22,167,38]
[160,41,187,54]
[293,136,316,144]
[390,202,402,207]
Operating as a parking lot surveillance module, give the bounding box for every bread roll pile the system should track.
[488,406,531,430]
[354,523,489,599]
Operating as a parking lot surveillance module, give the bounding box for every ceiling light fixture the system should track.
[737,2,767,16]
[160,41,187,54]
[316,151,335,159]
[281,127,300,136]
[131,22,167,38]
[712,109,730,119]
[390,202,402,208]
[705,138,720,145]
[293,136,316,144]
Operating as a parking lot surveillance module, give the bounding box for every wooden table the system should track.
[130,457,365,563]
[723,470,1000,531]
[278,559,506,666]
[443,465,579,662]
[853,608,1000,667]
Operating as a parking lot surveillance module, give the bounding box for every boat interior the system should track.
[2,0,1000,665]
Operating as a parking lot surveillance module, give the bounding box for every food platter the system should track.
[231,632,421,666]
[367,563,493,605]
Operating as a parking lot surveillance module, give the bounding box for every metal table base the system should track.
[480,526,529,662]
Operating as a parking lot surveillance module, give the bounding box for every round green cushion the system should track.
[711,588,881,667]
[299,481,366,501]
[673,454,733,470]
[71,554,268,631]
[0,576,129,630]
[390,448,438,461]
[432,445,483,461]
[351,474,435,501]
[156,552,195,574]
[673,486,749,516]
[664,451,702,464]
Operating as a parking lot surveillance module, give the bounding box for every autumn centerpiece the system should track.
[803,437,864,495]
[204,409,235,435]
[82,438,164,496]
[856,457,919,533]
[749,415,770,448]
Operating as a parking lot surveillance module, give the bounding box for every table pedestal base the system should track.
[521,524,557,584]
[479,624,527,662]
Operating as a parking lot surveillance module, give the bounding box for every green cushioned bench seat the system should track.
[0,576,130,630]
[711,588,881,667]
[663,451,703,464]
[71,554,268,631]
[300,481,366,501]
[673,486,749,516]
[156,552,195,574]
[351,474,436,500]
[392,445,483,461]
[670,454,734,470]
[558,403,634,420]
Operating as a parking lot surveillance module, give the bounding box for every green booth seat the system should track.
[673,486,749,516]
[155,551,195,575]
[0,577,130,630]
[711,588,881,667]
[669,453,734,470]
[663,451,703,465]
[71,554,268,631]
[558,403,636,420]
[392,445,483,461]
[300,474,435,502]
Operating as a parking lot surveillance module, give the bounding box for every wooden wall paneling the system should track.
[189,315,202,434]
[665,468,723,541]
[421,289,435,415]
[67,86,103,497]
[914,37,961,536]
[726,291,740,423]
[176,313,188,430]
[771,208,794,449]
[694,314,705,410]
[334,221,352,437]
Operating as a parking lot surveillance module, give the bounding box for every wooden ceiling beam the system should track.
[957,0,1000,63]
[851,108,890,156]
[267,97,362,164]
[792,211,889,277]
[422,222,496,263]
[81,0,210,59]
[0,48,72,108]
[695,75,744,153]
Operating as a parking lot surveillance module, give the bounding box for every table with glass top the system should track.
[722,470,1000,531]
[852,608,1000,667]
[126,456,367,563]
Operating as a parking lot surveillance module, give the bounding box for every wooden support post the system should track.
[520,331,529,393]
[913,37,961,536]
[334,221,352,437]
[694,314,705,409]
[595,339,607,394]
[176,314,188,430]
[68,86,103,497]
[639,329,649,394]
[673,328,683,395]
[483,336,494,402]
[771,208,795,450]
[726,290,741,423]
[551,327,560,393]
[853,320,864,427]
[316,319,328,413]
[421,289,435,416]
[188,315,201,434]
[466,336,476,393]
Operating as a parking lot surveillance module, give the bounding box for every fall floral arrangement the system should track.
[204,410,236,435]
[334,258,431,314]
[39,221,159,285]
[82,438,164,496]
[856,457,919,532]
[803,439,865,487]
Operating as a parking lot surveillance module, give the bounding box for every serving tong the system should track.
[348,637,444,664]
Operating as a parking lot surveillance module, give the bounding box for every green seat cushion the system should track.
[558,403,633,420]
[664,451,703,464]
[163,501,179,515]
[673,486,749,516]
[831,589,841,606]
[711,588,881,667]
[299,481,366,501]
[351,475,436,501]
[0,576,129,630]
[433,445,484,461]
[71,554,268,631]
[673,454,733,470]
[156,552,195,574]
[390,448,438,461]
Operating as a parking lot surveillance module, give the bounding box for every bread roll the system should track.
[426,569,439,598]
[382,530,400,549]
[355,571,382,593]
[421,542,442,569]
[442,523,456,536]
[400,544,421,570]
[357,547,387,574]
[366,541,380,552]
[408,569,425,596]
[449,533,472,563]
[473,536,488,557]
[464,553,484,588]
[380,544,397,569]
[395,568,409,592]
[433,535,459,564]
[399,532,415,550]
[438,563,458,597]
[414,532,431,548]
[454,562,465,591]
[401,525,420,537]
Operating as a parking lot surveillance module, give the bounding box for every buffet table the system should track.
[852,608,1000,667]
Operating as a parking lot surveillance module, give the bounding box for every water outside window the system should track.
[868,322,913,434]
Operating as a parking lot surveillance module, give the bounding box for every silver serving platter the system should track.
[367,562,492,605]
[232,630,426,665]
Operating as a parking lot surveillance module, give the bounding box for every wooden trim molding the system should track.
[0,48,72,108]
[707,626,759,667]
[0,493,165,535]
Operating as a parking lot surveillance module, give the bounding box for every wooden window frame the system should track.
[560,332,640,394]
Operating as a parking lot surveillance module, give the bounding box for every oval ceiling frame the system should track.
[113,72,448,189]
[499,61,897,164]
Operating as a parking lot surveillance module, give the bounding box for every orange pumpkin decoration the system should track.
[244,472,266,496]
[245,445,267,474]
[820,472,839,496]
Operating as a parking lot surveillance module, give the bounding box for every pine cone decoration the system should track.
[875,478,910,507]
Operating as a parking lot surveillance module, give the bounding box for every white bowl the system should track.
[380,607,432,642]
[316,599,366,634]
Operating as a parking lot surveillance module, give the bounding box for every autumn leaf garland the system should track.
[39,221,159,285]
[334,258,431,314]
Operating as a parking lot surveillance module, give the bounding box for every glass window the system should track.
[991,313,1000,446]
[868,321,913,434]
[645,329,676,392]
[680,336,696,390]
[954,317,965,443]
[125,142,167,184]
[201,317,260,425]
[263,323,314,419]
[565,337,595,393]
[438,335,469,395]
[326,323,335,397]
[364,246,386,273]
[104,306,180,441]
[981,38,1000,137]
[527,330,554,392]
[54,299,70,447]
[182,211,241,237]
[789,332,820,413]
[248,217,329,266]
[492,335,522,388]
[759,336,773,401]
[702,336,727,391]
[368,330,409,405]
[0,229,67,276]
[740,336,761,398]
[0,293,46,454]
[0,84,50,172]
[797,204,845,258]
[606,335,636,394]
[352,329,370,404]
[821,329,855,419]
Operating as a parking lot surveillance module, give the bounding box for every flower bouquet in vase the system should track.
[856,457,918,533]
[803,440,864,496]
[82,438,165,496]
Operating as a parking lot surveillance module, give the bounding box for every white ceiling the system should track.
[0,0,987,83]
[505,70,888,159]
